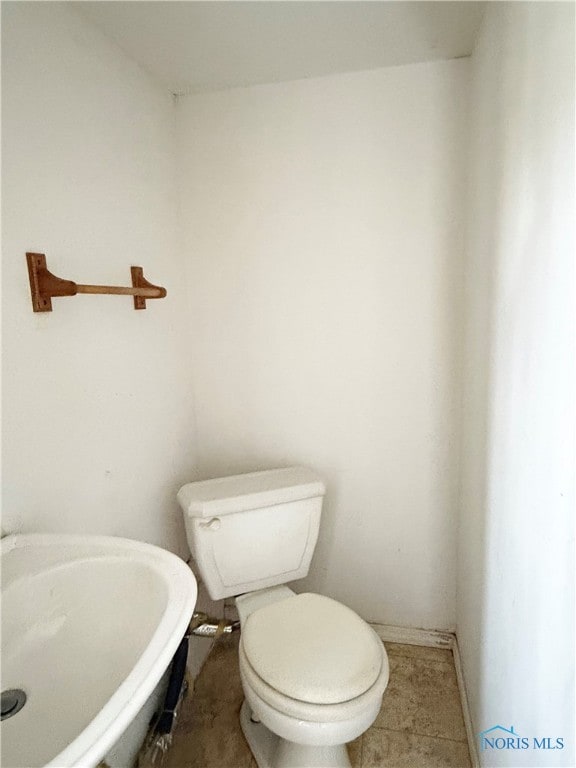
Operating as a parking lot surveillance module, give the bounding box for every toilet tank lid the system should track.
[177,467,325,518]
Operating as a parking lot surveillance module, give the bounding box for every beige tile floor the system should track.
[163,634,471,768]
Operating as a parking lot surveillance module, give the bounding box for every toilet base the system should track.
[240,701,352,768]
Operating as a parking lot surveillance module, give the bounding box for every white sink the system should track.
[1,534,197,768]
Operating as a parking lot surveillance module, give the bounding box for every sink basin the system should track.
[1,534,197,768]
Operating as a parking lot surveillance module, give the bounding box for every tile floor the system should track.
[163,635,472,768]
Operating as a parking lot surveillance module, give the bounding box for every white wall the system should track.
[458,3,575,765]
[1,2,196,555]
[177,60,468,630]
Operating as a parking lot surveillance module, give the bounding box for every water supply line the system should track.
[183,557,241,638]
[189,611,240,638]
[137,609,239,767]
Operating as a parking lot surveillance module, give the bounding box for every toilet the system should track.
[177,467,389,768]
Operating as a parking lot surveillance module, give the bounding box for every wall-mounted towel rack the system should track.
[26,253,167,312]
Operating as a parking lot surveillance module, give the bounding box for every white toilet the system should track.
[177,467,389,768]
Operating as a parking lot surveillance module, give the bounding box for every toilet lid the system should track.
[241,593,383,705]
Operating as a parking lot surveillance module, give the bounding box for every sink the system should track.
[1,534,197,768]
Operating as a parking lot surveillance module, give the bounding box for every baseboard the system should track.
[369,622,454,649]
[451,637,480,768]
[369,622,479,768]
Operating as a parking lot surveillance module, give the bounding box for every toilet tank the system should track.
[177,467,325,600]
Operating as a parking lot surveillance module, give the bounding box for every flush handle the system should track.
[200,518,221,531]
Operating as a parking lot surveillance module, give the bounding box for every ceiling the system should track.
[77,1,485,96]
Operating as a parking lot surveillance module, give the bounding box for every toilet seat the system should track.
[242,592,384,705]
[239,640,389,724]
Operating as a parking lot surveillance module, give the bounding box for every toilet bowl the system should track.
[177,467,390,768]
[236,587,389,767]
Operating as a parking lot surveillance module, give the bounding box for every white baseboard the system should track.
[451,637,480,768]
[369,622,479,768]
[369,622,454,649]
